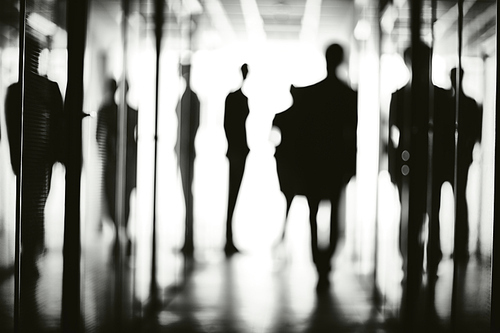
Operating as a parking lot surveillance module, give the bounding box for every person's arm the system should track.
[5,83,21,175]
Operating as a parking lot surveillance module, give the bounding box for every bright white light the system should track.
[354,19,371,41]
[27,13,58,36]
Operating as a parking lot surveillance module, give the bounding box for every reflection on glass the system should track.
[0,1,19,332]
[378,0,495,331]
[0,0,496,332]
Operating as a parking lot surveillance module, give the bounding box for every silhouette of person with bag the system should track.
[273,44,357,289]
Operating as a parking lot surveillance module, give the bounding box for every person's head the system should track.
[450,67,464,90]
[403,41,432,82]
[107,78,118,95]
[325,43,344,76]
[241,63,249,80]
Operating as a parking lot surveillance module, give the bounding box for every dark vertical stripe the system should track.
[62,0,88,332]
[404,0,422,328]
[150,0,164,308]
[14,0,26,331]
[451,1,464,331]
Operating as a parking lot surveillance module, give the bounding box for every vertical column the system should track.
[149,0,164,310]
[62,0,88,332]
[13,0,26,330]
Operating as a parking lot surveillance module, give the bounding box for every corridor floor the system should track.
[151,250,385,333]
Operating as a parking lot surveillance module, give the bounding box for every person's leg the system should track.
[454,164,470,261]
[279,194,294,242]
[427,180,443,277]
[307,197,320,266]
[225,156,246,255]
[181,156,195,255]
[328,188,342,259]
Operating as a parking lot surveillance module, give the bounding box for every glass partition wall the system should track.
[0,1,20,332]
[377,0,496,331]
[0,0,498,332]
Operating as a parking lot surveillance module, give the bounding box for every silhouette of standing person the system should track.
[96,78,138,255]
[4,31,64,331]
[273,44,357,289]
[388,41,454,324]
[451,67,482,261]
[5,32,64,266]
[176,64,200,256]
[223,63,250,256]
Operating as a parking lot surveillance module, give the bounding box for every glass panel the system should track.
[82,0,146,330]
[18,0,67,331]
[0,0,496,331]
[379,0,496,331]
[0,1,20,332]
[451,1,495,331]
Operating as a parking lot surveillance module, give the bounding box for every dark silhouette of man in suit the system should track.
[4,33,64,266]
[223,63,250,256]
[176,64,200,256]
[388,41,455,324]
[451,67,482,261]
[4,31,65,331]
[96,78,138,255]
[273,44,357,289]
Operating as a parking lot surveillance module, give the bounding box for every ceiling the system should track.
[1,0,497,56]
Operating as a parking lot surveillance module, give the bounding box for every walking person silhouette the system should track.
[273,44,357,289]
[223,63,250,256]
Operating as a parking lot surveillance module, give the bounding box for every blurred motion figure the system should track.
[4,31,65,331]
[96,78,138,255]
[451,67,482,261]
[388,41,455,324]
[4,32,65,266]
[272,44,357,289]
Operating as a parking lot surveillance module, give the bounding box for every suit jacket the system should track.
[388,83,454,192]
[273,76,357,198]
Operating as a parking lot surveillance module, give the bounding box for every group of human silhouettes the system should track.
[171,44,357,290]
[171,41,481,293]
[388,41,481,321]
[2,39,482,293]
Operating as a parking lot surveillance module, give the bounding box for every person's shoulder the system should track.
[290,83,316,99]
[434,85,450,96]
[392,85,406,97]
[7,81,20,92]
[226,88,241,99]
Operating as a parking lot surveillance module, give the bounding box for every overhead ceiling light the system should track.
[27,12,58,37]
[354,19,371,41]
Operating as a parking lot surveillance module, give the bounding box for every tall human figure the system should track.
[388,41,454,324]
[96,78,138,255]
[273,44,357,289]
[5,33,64,266]
[451,67,482,261]
[223,64,250,256]
[4,31,65,331]
[176,64,200,256]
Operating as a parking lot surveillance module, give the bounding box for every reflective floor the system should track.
[0,236,493,332]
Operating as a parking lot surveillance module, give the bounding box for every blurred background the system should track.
[0,0,497,332]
